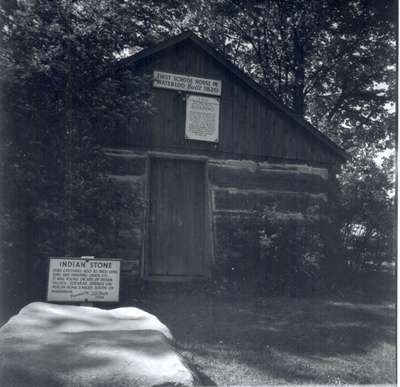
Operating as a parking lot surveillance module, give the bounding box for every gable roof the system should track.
[116,31,349,162]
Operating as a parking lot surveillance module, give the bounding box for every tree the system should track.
[184,0,396,275]
[339,148,395,270]
[185,0,396,147]
[0,0,395,308]
[0,0,187,307]
[306,0,396,150]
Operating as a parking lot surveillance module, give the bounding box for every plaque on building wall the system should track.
[185,95,220,143]
[153,71,222,96]
[47,257,120,302]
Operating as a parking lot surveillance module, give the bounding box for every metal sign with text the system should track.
[153,71,222,96]
[47,257,121,303]
[185,95,220,143]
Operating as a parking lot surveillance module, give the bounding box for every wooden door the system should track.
[148,157,207,277]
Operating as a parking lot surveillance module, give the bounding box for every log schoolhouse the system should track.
[103,31,347,281]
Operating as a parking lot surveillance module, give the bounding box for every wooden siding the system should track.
[111,40,340,165]
[208,157,330,270]
[147,156,208,277]
[105,149,331,277]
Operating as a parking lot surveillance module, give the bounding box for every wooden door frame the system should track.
[142,151,213,280]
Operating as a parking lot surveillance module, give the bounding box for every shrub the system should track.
[259,205,327,295]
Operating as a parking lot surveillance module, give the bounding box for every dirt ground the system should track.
[130,283,396,386]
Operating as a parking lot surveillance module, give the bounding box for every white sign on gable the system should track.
[185,95,220,143]
[47,257,121,302]
[153,71,222,96]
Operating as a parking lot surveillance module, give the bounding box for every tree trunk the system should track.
[292,33,305,116]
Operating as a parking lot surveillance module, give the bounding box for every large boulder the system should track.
[0,302,194,386]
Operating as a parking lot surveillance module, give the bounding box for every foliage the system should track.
[188,0,337,114]
[259,205,328,295]
[0,0,171,300]
[212,216,262,283]
[184,0,396,274]
[186,0,396,147]
[0,0,396,304]
[338,148,395,270]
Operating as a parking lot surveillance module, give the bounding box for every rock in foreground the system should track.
[0,302,194,386]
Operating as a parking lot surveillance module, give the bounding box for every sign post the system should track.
[47,257,121,303]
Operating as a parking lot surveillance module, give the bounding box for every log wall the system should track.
[103,149,146,290]
[104,149,331,278]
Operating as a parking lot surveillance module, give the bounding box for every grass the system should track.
[1,271,395,385]
[128,281,396,386]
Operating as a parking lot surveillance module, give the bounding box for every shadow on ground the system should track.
[128,281,395,385]
[1,270,395,385]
